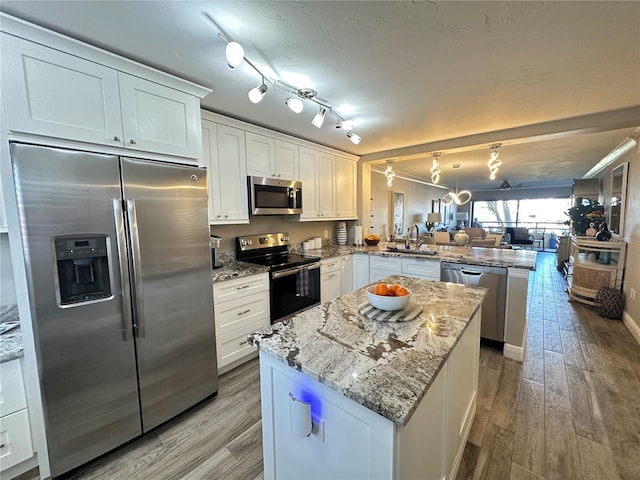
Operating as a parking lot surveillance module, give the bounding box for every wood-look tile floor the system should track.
[19,252,640,480]
[456,252,640,480]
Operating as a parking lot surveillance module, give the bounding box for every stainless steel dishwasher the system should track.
[441,262,507,342]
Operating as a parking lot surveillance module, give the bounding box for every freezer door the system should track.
[10,143,141,477]
[120,157,218,431]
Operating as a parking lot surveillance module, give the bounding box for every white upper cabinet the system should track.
[1,27,207,161]
[299,146,321,219]
[2,34,124,147]
[335,155,357,218]
[318,152,336,217]
[118,73,201,159]
[201,118,249,224]
[299,146,356,221]
[246,132,299,180]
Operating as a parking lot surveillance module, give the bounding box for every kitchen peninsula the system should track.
[248,276,487,480]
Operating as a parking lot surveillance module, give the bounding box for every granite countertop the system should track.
[299,245,355,260]
[315,242,537,270]
[247,275,487,426]
[1,304,23,362]
[211,260,270,283]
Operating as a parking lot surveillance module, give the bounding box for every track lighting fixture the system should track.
[431,152,441,184]
[441,164,472,206]
[285,96,304,114]
[312,106,327,128]
[217,32,362,145]
[488,143,502,180]
[384,160,396,187]
[225,41,244,69]
[347,131,361,145]
[248,81,268,104]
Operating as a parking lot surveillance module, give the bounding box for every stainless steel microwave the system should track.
[249,176,302,215]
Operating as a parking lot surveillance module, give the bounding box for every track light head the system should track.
[285,96,304,113]
[311,106,327,128]
[248,83,268,104]
[335,119,354,131]
[225,42,244,69]
[347,131,361,145]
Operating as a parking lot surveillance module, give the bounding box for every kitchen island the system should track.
[248,276,487,480]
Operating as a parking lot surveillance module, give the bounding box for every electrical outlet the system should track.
[324,230,328,238]
[630,288,636,301]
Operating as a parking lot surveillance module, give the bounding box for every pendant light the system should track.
[384,160,396,187]
[442,164,472,206]
[488,143,502,180]
[431,152,441,184]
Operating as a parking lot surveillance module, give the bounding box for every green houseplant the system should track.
[564,198,605,236]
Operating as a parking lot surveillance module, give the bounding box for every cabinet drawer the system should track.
[0,359,27,417]
[216,318,267,369]
[214,291,270,336]
[402,258,440,280]
[369,256,402,272]
[213,273,269,303]
[0,409,33,471]
[321,257,341,274]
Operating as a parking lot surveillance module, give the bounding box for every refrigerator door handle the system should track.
[126,199,145,338]
[112,198,134,342]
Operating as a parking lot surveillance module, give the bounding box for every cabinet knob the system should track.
[129,139,137,145]
[112,136,121,142]
[224,214,229,218]
[217,215,221,218]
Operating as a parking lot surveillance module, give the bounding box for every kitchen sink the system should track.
[386,247,437,256]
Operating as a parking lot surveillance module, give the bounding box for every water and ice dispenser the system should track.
[53,235,111,305]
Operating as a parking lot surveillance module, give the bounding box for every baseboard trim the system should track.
[503,343,524,362]
[623,311,640,346]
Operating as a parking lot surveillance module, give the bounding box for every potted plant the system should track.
[564,198,605,236]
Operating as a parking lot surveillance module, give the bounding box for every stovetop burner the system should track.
[235,232,319,271]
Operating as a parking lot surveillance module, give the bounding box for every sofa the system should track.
[462,227,486,240]
[505,227,534,246]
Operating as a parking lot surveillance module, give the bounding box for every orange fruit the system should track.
[375,283,389,296]
[389,284,400,294]
[396,286,409,297]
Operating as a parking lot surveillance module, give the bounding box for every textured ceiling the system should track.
[1,1,639,191]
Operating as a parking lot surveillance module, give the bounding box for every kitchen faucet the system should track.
[411,223,423,250]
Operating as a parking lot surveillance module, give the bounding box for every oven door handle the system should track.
[271,262,321,279]
[272,267,301,279]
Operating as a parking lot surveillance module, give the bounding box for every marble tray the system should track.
[358,301,423,322]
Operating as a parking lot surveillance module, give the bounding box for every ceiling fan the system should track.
[497,179,524,191]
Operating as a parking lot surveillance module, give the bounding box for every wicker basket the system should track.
[594,287,624,319]
[572,265,611,290]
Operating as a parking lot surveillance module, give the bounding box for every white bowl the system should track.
[366,285,412,311]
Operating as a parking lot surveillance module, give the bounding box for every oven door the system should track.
[270,262,321,322]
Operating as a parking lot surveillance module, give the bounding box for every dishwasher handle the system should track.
[461,270,482,276]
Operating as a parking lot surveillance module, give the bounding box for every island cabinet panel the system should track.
[259,309,481,480]
[401,257,440,281]
[445,311,480,479]
[260,354,395,480]
[394,362,447,480]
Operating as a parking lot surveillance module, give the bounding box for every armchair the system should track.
[505,227,534,247]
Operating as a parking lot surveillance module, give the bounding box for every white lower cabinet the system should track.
[0,358,34,473]
[340,255,352,295]
[352,253,370,290]
[259,310,480,480]
[369,256,402,283]
[401,257,440,280]
[321,257,342,303]
[213,273,269,373]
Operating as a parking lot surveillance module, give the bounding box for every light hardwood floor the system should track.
[18,252,640,479]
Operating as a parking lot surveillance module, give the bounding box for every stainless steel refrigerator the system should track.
[10,143,218,477]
